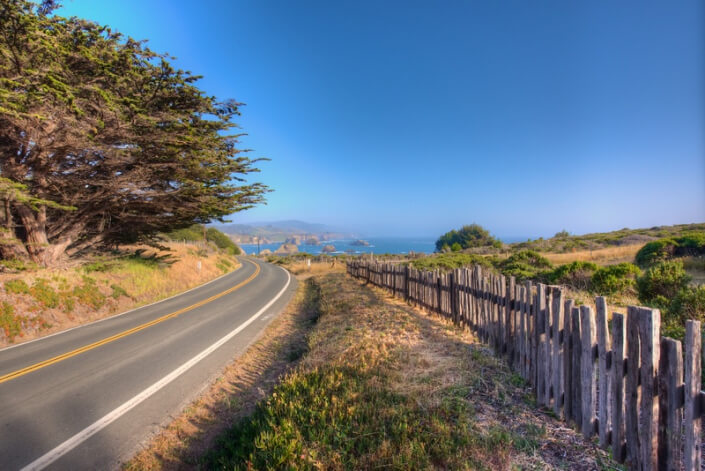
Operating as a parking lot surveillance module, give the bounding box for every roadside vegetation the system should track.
[0,228,240,345]
[419,223,705,343]
[199,271,614,469]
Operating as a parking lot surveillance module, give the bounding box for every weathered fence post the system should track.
[611,313,626,463]
[658,337,682,470]
[625,306,640,466]
[684,320,702,471]
[580,305,597,438]
[596,296,611,448]
[638,307,660,470]
[571,306,583,427]
[551,287,564,418]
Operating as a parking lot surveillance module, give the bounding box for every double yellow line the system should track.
[0,259,261,385]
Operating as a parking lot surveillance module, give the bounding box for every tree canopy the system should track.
[435,224,501,252]
[0,0,268,265]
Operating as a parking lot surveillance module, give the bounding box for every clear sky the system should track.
[57,0,704,238]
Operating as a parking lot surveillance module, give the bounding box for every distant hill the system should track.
[214,220,357,244]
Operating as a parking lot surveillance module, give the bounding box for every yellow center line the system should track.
[0,259,261,385]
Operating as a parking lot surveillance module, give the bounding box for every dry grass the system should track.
[0,243,239,346]
[197,273,618,470]
[543,244,643,266]
[270,259,346,278]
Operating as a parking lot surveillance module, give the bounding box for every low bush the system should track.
[0,301,22,342]
[637,260,691,306]
[4,279,30,295]
[635,232,705,266]
[590,263,641,295]
[496,250,552,281]
[30,279,60,309]
[410,253,493,271]
[73,277,106,310]
[547,261,599,291]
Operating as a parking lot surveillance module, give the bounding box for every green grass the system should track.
[4,279,30,295]
[0,302,23,342]
[203,365,513,470]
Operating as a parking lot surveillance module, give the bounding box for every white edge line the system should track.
[20,265,291,471]
[0,257,252,353]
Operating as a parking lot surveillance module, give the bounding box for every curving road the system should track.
[0,258,296,470]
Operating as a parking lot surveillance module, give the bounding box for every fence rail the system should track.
[347,260,704,470]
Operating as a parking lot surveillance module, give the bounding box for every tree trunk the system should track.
[0,228,29,260]
[14,204,70,266]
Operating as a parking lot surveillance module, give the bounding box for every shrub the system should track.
[5,279,30,295]
[0,301,22,342]
[73,277,106,309]
[637,260,691,306]
[497,250,552,281]
[451,242,462,252]
[410,253,493,271]
[435,224,500,252]
[110,284,129,299]
[635,232,705,266]
[590,263,641,295]
[635,239,678,266]
[548,261,599,291]
[669,286,705,323]
[30,279,60,309]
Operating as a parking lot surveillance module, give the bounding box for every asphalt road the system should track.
[0,257,296,470]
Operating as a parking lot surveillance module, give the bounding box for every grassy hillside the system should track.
[0,242,240,345]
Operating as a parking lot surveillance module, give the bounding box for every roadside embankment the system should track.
[0,243,240,346]
[197,271,615,469]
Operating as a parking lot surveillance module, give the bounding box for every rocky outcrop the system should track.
[274,243,299,255]
[350,239,370,247]
[304,236,320,245]
[321,244,336,253]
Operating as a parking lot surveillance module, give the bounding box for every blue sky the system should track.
[57,0,704,238]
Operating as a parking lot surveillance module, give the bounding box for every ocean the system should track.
[239,237,437,256]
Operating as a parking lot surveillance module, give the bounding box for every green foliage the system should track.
[451,242,462,252]
[410,253,494,272]
[206,227,241,255]
[635,239,679,266]
[554,230,570,239]
[0,1,268,263]
[5,279,30,295]
[635,233,705,266]
[0,302,23,342]
[110,284,128,300]
[547,261,599,290]
[669,286,705,324]
[0,258,38,272]
[661,286,705,341]
[496,250,552,281]
[435,224,501,252]
[164,225,206,242]
[637,260,691,306]
[73,277,106,309]
[590,263,641,295]
[203,365,507,470]
[30,279,60,309]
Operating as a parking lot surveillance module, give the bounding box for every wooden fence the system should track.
[347,260,704,470]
